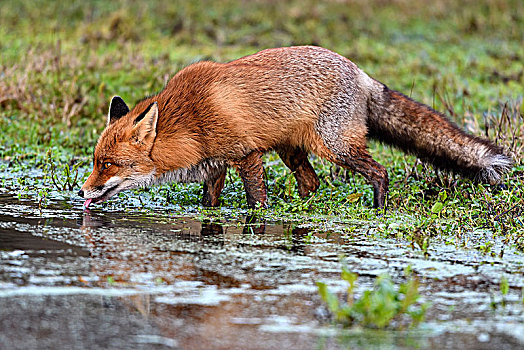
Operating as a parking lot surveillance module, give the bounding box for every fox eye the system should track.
[101,162,112,171]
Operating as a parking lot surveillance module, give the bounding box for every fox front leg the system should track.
[202,168,227,207]
[201,148,318,208]
[233,151,267,209]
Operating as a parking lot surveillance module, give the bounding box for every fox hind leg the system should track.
[316,104,388,208]
[326,140,388,209]
[336,151,388,209]
[278,147,320,198]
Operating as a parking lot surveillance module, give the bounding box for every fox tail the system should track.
[367,85,512,184]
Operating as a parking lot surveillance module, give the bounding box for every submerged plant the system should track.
[44,149,84,191]
[317,266,429,329]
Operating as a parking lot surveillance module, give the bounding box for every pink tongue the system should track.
[83,198,92,208]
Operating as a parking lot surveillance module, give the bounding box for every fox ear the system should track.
[107,96,130,125]
[132,102,158,148]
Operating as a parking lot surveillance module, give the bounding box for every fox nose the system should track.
[78,189,85,198]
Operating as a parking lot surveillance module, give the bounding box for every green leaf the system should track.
[346,192,363,203]
[500,276,509,296]
[316,282,339,313]
[431,201,444,214]
[341,267,357,289]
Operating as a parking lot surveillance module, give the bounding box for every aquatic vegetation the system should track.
[317,266,428,329]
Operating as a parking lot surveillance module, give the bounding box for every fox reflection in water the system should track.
[75,211,317,349]
[79,210,311,260]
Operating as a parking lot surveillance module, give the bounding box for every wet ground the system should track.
[0,175,523,349]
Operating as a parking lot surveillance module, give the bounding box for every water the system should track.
[0,185,523,349]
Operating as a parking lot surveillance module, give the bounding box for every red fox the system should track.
[78,46,512,209]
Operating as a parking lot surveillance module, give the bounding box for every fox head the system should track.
[79,96,159,208]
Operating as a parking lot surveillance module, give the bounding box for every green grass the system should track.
[1,0,523,252]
